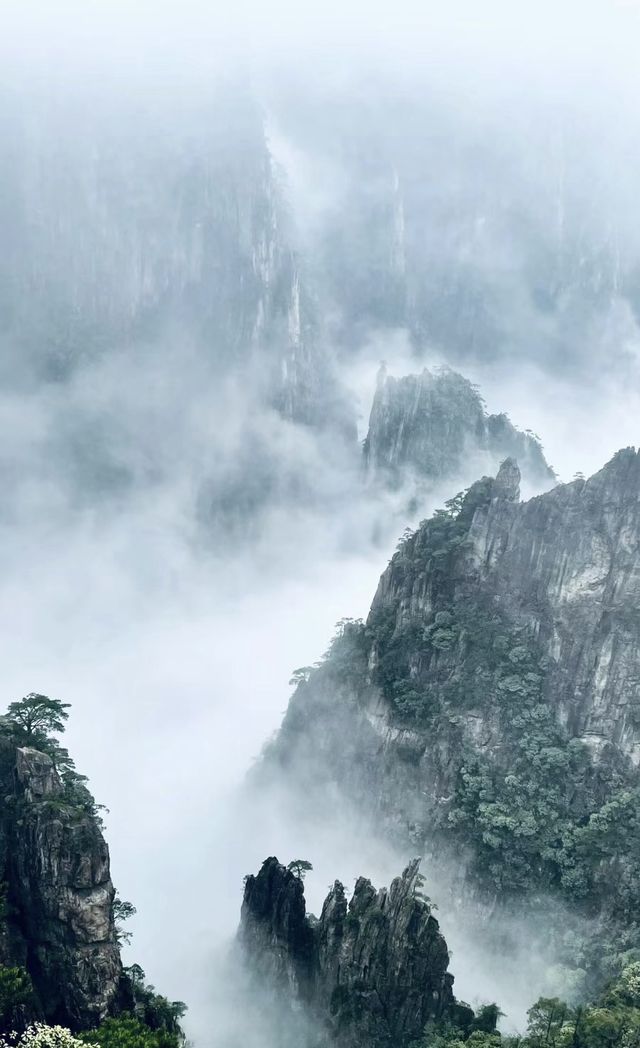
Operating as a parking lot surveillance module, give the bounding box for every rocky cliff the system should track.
[0,90,340,432]
[263,450,640,976]
[363,366,554,496]
[239,857,467,1048]
[0,736,121,1029]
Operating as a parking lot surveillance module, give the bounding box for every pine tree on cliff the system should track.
[5,694,70,744]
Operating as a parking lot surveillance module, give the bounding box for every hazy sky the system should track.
[3,0,640,93]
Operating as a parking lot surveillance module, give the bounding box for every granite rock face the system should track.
[462,448,640,757]
[0,740,121,1028]
[240,854,314,1003]
[264,450,640,950]
[240,857,455,1048]
[363,366,554,495]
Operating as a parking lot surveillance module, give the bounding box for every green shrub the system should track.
[80,1015,181,1048]
[0,966,35,1031]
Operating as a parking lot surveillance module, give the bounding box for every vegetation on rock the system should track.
[267,455,640,998]
[0,698,185,1041]
[413,963,640,1048]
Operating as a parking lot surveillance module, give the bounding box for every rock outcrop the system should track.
[240,857,458,1048]
[263,449,640,970]
[363,366,554,495]
[0,738,121,1028]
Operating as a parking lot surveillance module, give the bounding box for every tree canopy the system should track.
[287,859,313,880]
[5,695,70,743]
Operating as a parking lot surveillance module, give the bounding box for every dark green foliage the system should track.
[1,694,106,824]
[5,695,70,745]
[120,966,186,1042]
[80,1014,182,1048]
[473,1006,504,1035]
[444,617,640,925]
[287,859,313,880]
[322,619,368,672]
[355,488,640,939]
[445,620,593,894]
[411,997,502,1048]
[365,483,497,728]
[521,997,574,1046]
[492,964,640,1047]
[113,898,137,947]
[0,965,36,1032]
[410,978,640,1048]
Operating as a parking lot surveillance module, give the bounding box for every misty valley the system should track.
[3,5,640,1047]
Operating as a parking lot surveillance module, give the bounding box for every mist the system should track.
[1,1,640,1044]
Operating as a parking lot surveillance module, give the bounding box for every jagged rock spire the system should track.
[494,457,521,501]
[239,856,457,1048]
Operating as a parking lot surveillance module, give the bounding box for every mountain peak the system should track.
[239,856,462,1048]
[494,456,521,501]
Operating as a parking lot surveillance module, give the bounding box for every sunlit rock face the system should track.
[363,365,554,495]
[262,450,640,964]
[239,857,456,1048]
[0,740,121,1027]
